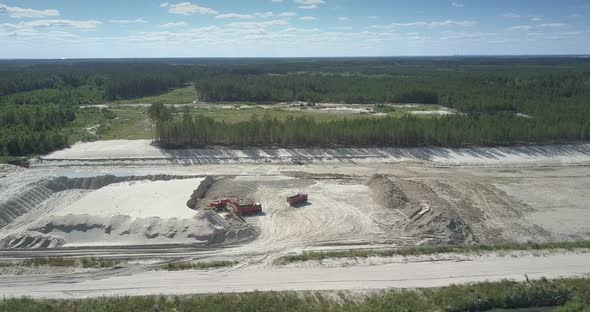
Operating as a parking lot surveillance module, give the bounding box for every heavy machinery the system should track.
[209,198,262,215]
[287,193,308,205]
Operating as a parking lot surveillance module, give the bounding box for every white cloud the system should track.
[452,2,464,8]
[503,13,521,18]
[227,19,289,28]
[508,25,533,31]
[508,23,567,31]
[272,0,284,2]
[538,23,567,28]
[0,19,101,43]
[14,20,102,30]
[294,0,325,9]
[161,2,218,15]
[0,4,59,18]
[216,13,254,19]
[367,16,378,19]
[216,11,296,19]
[371,20,475,29]
[160,22,188,28]
[110,18,147,24]
[300,16,317,21]
[338,17,351,22]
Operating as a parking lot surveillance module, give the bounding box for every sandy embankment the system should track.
[37,140,590,167]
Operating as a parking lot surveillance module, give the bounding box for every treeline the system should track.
[155,111,590,148]
[0,105,74,155]
[194,71,590,115]
[0,87,103,106]
[0,63,199,102]
[194,74,442,104]
[2,58,590,155]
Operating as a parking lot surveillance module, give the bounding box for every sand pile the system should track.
[366,174,408,209]
[0,210,257,248]
[0,233,65,249]
[44,174,198,191]
[0,184,54,228]
[187,176,215,209]
[0,175,202,228]
[367,174,474,245]
[0,176,258,249]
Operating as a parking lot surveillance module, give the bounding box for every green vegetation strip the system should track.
[277,241,590,265]
[1,278,588,311]
[164,260,237,271]
[119,86,197,104]
[0,257,120,269]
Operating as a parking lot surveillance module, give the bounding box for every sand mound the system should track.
[0,176,259,248]
[187,176,215,209]
[0,184,54,228]
[0,233,65,249]
[0,175,202,229]
[1,210,257,249]
[367,174,474,245]
[366,174,408,209]
[45,174,198,192]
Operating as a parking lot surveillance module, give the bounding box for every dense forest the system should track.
[194,70,590,114]
[0,105,73,155]
[1,57,590,156]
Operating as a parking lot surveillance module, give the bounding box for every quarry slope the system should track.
[37,140,590,167]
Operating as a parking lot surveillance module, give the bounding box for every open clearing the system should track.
[76,102,455,142]
[1,140,589,298]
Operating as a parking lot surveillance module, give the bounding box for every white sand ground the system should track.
[496,177,590,241]
[53,178,203,219]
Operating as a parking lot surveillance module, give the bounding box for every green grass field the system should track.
[102,107,154,140]
[119,86,197,104]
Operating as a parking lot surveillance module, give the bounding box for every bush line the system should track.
[276,241,590,264]
[164,260,237,271]
[0,278,588,311]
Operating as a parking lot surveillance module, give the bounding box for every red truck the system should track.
[287,193,308,205]
[210,199,262,215]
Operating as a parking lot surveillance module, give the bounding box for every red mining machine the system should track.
[210,198,262,215]
[287,193,308,206]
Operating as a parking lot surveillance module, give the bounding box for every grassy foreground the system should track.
[1,278,588,312]
[164,260,237,271]
[0,257,120,269]
[276,241,590,264]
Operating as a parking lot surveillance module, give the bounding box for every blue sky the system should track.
[1,0,590,58]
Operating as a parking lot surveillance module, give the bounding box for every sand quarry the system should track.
[0,140,590,297]
[0,140,590,292]
[2,140,589,251]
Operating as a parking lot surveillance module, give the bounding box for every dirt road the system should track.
[0,253,588,299]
